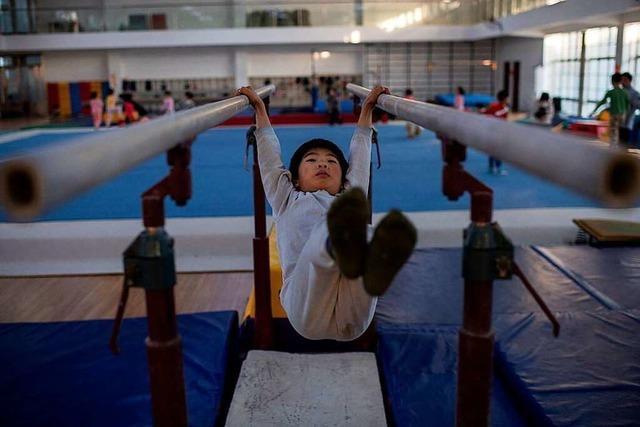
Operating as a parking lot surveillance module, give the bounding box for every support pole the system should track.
[442,138,496,427]
[248,94,274,350]
[111,142,193,427]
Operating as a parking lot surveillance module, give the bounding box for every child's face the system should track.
[296,148,343,195]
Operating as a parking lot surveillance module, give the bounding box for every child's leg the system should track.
[280,221,377,342]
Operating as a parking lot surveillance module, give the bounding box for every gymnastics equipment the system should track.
[0,87,274,427]
[346,83,640,208]
[347,84,573,427]
[0,85,276,221]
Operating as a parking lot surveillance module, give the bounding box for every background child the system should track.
[454,86,466,111]
[404,88,421,139]
[591,73,629,146]
[483,89,510,174]
[104,88,117,127]
[162,90,175,115]
[238,85,416,341]
[89,91,103,130]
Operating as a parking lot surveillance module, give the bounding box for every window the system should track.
[543,31,582,115]
[541,26,618,116]
[622,22,640,82]
[582,26,617,114]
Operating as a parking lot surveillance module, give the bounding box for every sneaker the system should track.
[327,187,369,279]
[363,210,417,296]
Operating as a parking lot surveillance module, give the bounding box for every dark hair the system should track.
[622,72,633,81]
[164,90,172,96]
[497,89,509,101]
[540,92,550,101]
[405,88,413,96]
[457,86,466,95]
[185,91,194,98]
[289,139,349,185]
[612,73,622,83]
[90,91,97,99]
[108,88,114,95]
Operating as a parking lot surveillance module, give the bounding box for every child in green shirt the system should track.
[591,73,630,146]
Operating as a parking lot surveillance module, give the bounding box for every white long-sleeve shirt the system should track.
[255,125,373,281]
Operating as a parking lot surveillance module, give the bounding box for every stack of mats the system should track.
[375,246,640,426]
[0,311,239,426]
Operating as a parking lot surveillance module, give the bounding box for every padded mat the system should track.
[376,247,605,326]
[377,323,527,427]
[0,311,238,427]
[494,310,640,427]
[573,218,640,243]
[534,245,640,309]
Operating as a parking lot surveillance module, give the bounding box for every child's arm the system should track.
[346,86,389,194]
[238,87,293,216]
[591,93,608,117]
[357,86,389,128]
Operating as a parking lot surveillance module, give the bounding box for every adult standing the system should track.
[621,72,640,146]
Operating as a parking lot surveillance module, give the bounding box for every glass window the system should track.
[541,26,618,116]
[623,22,640,82]
[542,31,582,115]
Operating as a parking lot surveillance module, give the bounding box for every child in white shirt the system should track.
[239,86,416,341]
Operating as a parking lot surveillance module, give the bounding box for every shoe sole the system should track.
[327,187,369,279]
[363,210,417,296]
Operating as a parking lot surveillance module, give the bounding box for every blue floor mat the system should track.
[533,245,640,310]
[0,311,238,427]
[377,323,527,427]
[0,124,605,222]
[494,310,640,427]
[375,247,606,326]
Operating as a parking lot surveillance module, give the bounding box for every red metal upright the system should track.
[110,141,193,427]
[249,96,274,349]
[442,138,495,427]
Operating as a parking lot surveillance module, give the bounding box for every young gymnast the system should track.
[238,86,417,341]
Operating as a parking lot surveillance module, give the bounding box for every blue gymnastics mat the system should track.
[495,310,640,427]
[375,246,640,427]
[377,323,527,427]
[0,311,238,427]
[375,247,606,326]
[533,245,640,310]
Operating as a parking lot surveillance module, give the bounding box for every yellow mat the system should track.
[243,225,287,320]
[573,218,640,243]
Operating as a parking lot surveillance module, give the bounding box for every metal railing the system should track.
[347,83,640,207]
[1,0,564,34]
[0,85,275,221]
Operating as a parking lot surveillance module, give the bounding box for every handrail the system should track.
[0,84,275,221]
[347,83,640,208]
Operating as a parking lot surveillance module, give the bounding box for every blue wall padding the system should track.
[0,311,238,427]
[376,247,606,326]
[376,323,527,427]
[435,93,494,107]
[69,82,82,115]
[494,311,640,427]
[533,245,640,309]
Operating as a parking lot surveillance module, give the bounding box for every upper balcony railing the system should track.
[1,0,564,34]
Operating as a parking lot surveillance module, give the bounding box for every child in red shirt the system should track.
[483,90,509,174]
